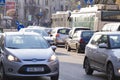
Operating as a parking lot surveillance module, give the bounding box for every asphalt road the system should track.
[7,46,107,80]
[56,46,107,80]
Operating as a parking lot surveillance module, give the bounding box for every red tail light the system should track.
[79,39,85,43]
[56,33,59,37]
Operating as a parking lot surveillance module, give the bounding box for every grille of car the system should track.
[18,65,51,74]
[23,59,46,61]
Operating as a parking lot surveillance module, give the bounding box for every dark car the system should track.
[66,30,94,53]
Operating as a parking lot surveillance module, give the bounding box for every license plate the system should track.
[26,67,44,72]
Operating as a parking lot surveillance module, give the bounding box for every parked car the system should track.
[19,27,54,46]
[44,28,53,35]
[50,27,71,46]
[66,30,94,53]
[83,32,120,80]
[68,27,90,38]
[0,32,59,80]
[101,23,120,31]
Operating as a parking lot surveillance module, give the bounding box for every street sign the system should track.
[0,0,5,6]
[28,15,32,21]
[89,0,93,5]
[77,5,81,10]
[84,0,88,4]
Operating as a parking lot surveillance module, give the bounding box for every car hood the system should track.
[111,49,120,57]
[5,48,54,60]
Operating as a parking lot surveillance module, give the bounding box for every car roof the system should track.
[53,27,71,29]
[27,26,45,28]
[104,23,120,26]
[76,30,94,32]
[20,27,46,31]
[102,23,120,31]
[94,31,120,35]
[72,27,90,29]
[3,32,41,36]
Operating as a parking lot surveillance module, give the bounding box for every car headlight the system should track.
[48,54,57,62]
[7,55,21,62]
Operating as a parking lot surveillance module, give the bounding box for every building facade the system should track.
[1,0,119,28]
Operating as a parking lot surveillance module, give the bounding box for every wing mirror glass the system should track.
[99,43,107,48]
[51,45,57,52]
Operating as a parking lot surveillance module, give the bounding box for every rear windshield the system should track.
[75,28,90,33]
[58,29,71,35]
[82,31,94,38]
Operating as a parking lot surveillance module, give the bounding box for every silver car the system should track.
[50,27,71,46]
[83,32,120,80]
[0,32,59,80]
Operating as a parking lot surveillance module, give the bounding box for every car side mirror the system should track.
[51,45,57,52]
[99,43,107,48]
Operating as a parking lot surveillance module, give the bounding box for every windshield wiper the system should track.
[7,47,19,49]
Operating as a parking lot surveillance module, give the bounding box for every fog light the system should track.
[8,68,13,72]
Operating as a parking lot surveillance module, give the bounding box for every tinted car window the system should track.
[109,35,120,48]
[75,28,90,33]
[58,29,70,34]
[82,31,94,38]
[5,35,49,49]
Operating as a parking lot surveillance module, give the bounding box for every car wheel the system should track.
[65,43,67,49]
[84,58,93,75]
[67,44,71,51]
[107,63,115,80]
[51,74,59,80]
[0,65,6,80]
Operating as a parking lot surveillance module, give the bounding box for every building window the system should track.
[61,5,63,11]
[54,7,55,11]
[24,0,27,4]
[45,0,48,6]
[65,5,68,11]
[38,0,39,5]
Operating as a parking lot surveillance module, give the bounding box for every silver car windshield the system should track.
[109,35,120,49]
[5,35,49,49]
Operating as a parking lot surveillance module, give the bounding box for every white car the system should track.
[83,32,120,80]
[50,27,71,46]
[19,27,54,46]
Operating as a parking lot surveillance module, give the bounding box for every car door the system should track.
[69,33,78,49]
[94,35,109,70]
[86,34,103,68]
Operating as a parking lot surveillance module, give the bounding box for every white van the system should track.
[102,23,120,31]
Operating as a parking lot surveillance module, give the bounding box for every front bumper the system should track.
[3,60,59,77]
